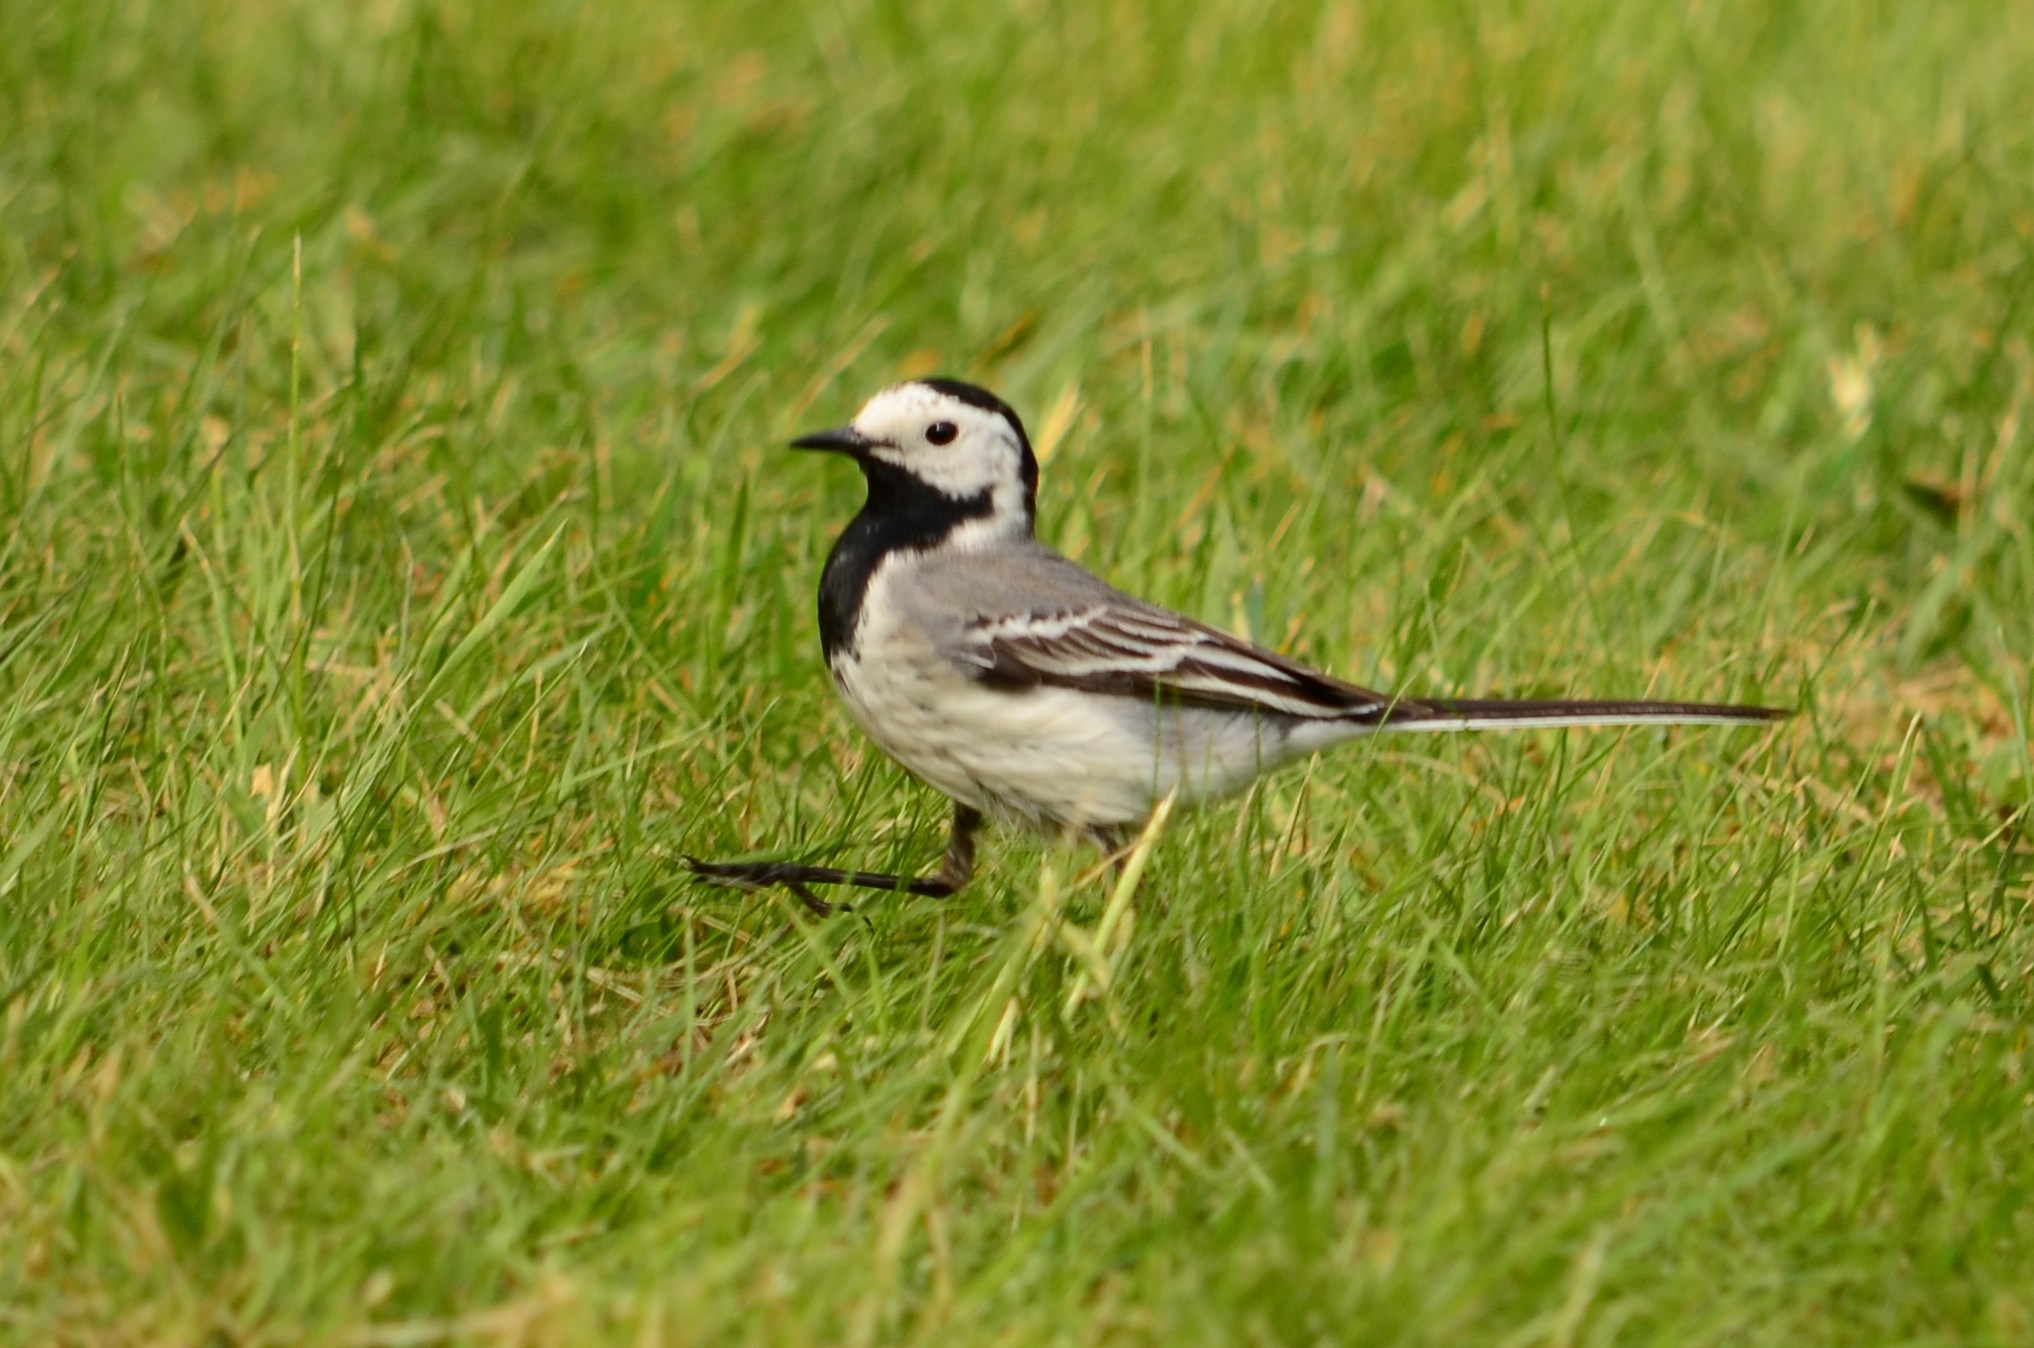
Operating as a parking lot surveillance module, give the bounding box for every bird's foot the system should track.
[683,857,847,917]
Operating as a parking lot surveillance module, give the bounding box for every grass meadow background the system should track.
[4,0,2033,1342]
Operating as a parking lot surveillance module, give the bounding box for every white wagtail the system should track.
[689,378,1788,913]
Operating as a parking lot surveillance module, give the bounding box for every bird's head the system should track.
[792,378,1038,537]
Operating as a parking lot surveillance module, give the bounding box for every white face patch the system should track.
[850,383,1031,527]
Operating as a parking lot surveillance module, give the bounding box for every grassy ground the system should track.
[3,0,2032,1342]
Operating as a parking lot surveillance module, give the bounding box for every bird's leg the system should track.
[686,805,983,916]
[1070,826,1130,884]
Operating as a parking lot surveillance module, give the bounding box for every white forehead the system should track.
[851,383,1009,442]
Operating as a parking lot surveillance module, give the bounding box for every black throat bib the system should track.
[817,459,996,662]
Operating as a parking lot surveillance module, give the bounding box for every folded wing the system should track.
[909,541,1788,730]
[954,599,1400,720]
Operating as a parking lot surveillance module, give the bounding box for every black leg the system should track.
[1085,825,1132,864]
[686,805,984,915]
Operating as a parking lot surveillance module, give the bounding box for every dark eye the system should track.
[925,421,958,445]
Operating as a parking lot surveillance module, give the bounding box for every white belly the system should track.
[828,575,1364,834]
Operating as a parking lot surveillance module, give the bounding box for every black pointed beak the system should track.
[789,425,874,455]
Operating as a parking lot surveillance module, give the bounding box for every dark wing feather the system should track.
[955,600,1404,721]
[910,541,1787,729]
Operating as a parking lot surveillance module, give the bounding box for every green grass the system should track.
[3,0,2032,1342]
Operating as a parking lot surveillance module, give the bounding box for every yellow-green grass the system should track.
[2,0,2030,1342]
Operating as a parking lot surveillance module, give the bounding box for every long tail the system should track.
[1373,697,1790,733]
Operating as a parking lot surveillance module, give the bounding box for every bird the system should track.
[687,378,1788,914]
